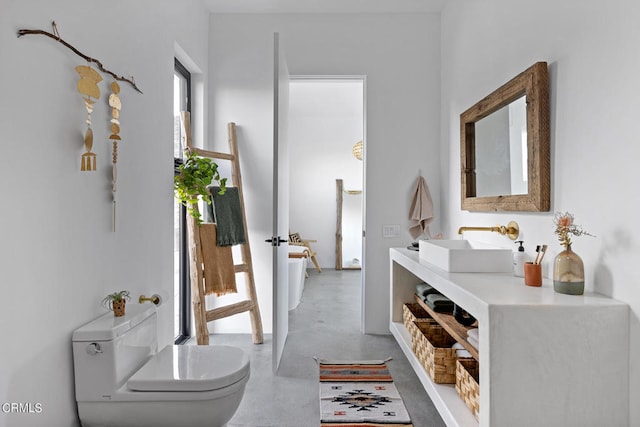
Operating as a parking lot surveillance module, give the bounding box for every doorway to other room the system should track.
[287,77,365,328]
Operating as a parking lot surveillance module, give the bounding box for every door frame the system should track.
[288,75,367,332]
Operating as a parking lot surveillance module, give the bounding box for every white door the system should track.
[270,32,290,372]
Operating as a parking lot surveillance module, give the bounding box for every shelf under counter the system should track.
[413,293,479,361]
[389,320,478,427]
[390,247,630,427]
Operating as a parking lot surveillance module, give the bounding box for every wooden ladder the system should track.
[180,112,263,345]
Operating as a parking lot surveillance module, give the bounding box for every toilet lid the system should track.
[127,345,250,392]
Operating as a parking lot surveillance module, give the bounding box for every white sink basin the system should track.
[418,240,512,273]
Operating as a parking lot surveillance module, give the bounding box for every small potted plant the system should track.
[174,149,227,224]
[102,290,131,317]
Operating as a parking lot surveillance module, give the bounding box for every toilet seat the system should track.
[127,345,250,392]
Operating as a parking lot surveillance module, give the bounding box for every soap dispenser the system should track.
[513,241,528,277]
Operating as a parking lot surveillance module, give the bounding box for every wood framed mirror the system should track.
[335,179,362,270]
[461,61,550,211]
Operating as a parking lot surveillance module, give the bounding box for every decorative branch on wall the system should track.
[17,21,143,94]
[17,20,139,231]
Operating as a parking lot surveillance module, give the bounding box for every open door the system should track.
[270,32,290,372]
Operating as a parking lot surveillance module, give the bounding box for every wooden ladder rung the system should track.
[206,300,255,322]
[190,147,235,161]
[234,263,250,273]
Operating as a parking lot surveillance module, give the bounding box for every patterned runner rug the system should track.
[318,359,413,427]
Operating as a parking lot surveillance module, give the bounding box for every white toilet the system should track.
[72,304,250,427]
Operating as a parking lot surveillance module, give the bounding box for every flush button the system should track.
[86,343,103,355]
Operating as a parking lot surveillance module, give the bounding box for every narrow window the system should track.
[174,59,191,344]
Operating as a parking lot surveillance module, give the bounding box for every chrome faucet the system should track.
[458,221,519,240]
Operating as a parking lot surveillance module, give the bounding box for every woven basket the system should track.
[456,358,480,419]
[413,321,458,384]
[403,303,434,346]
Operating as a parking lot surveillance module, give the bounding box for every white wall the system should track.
[0,1,209,425]
[208,13,441,334]
[288,79,363,270]
[441,0,640,423]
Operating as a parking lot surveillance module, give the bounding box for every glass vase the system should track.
[553,244,585,295]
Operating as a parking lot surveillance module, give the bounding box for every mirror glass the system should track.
[461,62,550,212]
[474,95,527,197]
[335,179,362,270]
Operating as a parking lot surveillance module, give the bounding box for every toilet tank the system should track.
[72,304,158,402]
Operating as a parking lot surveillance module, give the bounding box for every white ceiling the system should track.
[204,0,445,14]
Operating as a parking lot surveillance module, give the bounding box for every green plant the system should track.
[101,290,131,311]
[174,150,227,223]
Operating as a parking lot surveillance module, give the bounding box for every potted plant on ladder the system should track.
[174,149,227,224]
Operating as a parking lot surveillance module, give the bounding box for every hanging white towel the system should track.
[408,176,434,239]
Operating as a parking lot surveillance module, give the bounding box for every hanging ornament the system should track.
[76,65,102,171]
[109,81,122,231]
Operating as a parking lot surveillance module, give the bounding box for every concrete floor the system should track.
[209,269,445,427]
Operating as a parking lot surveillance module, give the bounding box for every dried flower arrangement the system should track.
[553,212,594,248]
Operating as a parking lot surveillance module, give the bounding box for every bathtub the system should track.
[287,246,309,310]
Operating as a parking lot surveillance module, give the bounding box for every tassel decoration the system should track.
[109,81,122,231]
[76,65,102,171]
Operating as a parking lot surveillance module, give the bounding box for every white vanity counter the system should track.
[390,248,629,427]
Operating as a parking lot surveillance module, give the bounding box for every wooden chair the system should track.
[289,232,321,273]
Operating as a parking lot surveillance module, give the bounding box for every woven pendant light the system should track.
[352,140,363,160]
